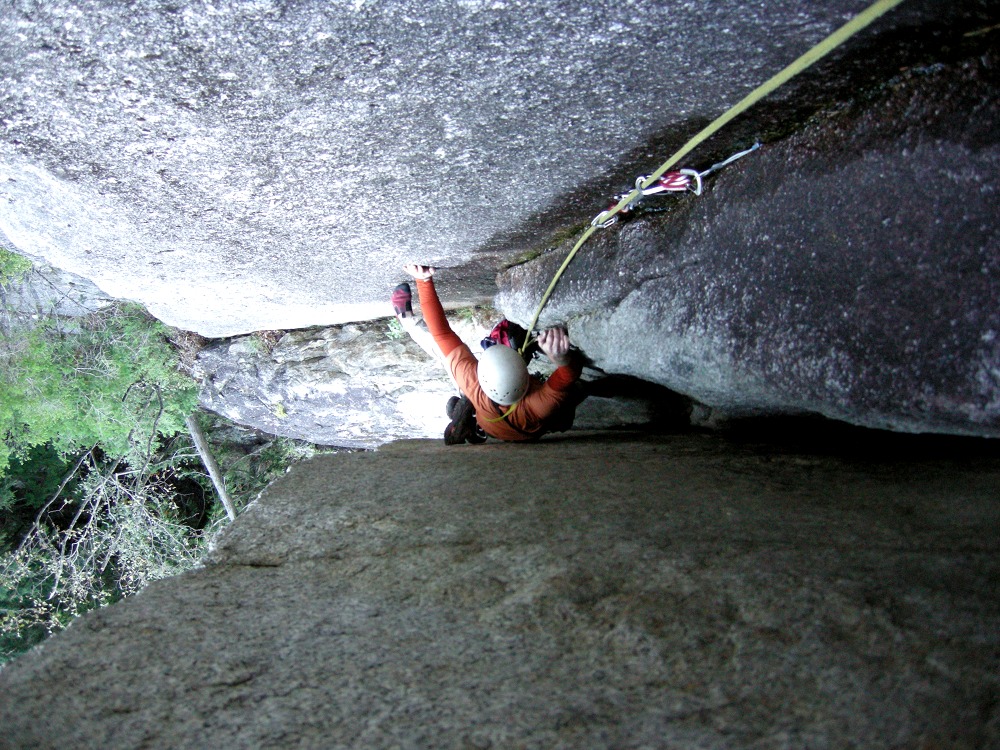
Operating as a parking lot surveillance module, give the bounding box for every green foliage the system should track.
[0,444,76,549]
[504,248,544,269]
[0,412,324,663]
[385,316,404,340]
[242,334,266,354]
[0,292,326,664]
[0,430,322,664]
[220,435,316,502]
[0,247,31,285]
[0,565,52,660]
[0,303,199,475]
[455,307,478,324]
[0,455,216,663]
[0,297,205,662]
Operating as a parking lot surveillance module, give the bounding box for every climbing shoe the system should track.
[444,395,485,445]
[391,283,413,318]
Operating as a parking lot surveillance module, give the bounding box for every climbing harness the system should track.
[519,0,906,355]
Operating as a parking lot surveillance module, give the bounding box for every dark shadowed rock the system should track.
[497,54,1000,437]
[1,1,993,336]
[0,432,997,748]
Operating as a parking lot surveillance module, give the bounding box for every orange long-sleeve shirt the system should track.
[416,278,581,441]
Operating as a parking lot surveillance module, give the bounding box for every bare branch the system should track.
[186,414,236,522]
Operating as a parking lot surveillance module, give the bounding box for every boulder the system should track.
[1,432,998,748]
[497,53,1000,437]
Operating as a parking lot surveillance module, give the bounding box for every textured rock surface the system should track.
[1,1,992,336]
[194,315,689,447]
[498,54,1000,437]
[0,431,998,748]
[0,257,113,319]
[194,316,484,448]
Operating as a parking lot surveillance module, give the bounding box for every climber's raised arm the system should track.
[402,264,462,357]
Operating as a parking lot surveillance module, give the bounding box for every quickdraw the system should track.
[592,143,760,229]
[519,0,906,354]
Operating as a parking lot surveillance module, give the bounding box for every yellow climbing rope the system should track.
[519,0,906,354]
[483,401,518,423]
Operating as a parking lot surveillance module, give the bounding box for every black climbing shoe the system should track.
[444,395,482,445]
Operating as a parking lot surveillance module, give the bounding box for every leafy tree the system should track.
[0,249,325,663]
[0,247,32,285]
[0,302,199,475]
[0,252,205,661]
[0,429,319,663]
[0,443,71,550]
[1,451,217,649]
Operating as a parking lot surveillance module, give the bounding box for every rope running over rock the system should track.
[519,0,907,354]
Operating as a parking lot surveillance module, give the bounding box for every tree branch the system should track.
[185,414,236,521]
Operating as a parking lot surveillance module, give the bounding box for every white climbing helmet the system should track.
[478,344,529,406]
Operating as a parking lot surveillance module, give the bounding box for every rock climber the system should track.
[393,263,583,442]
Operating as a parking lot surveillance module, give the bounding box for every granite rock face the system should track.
[0,432,997,748]
[193,315,688,447]
[1,1,997,440]
[0,258,114,320]
[194,322,459,448]
[0,0,992,336]
[497,54,1000,437]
